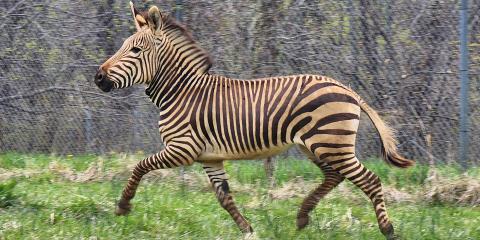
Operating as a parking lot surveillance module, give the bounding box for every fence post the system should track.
[459,0,469,169]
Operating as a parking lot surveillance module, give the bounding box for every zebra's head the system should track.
[94,3,163,92]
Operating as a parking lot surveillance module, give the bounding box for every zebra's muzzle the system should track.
[94,69,114,92]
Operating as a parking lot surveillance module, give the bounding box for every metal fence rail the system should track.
[0,0,479,165]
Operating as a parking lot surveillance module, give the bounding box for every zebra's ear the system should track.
[147,6,163,33]
[130,1,147,31]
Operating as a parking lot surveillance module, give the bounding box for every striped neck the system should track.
[146,63,209,109]
[145,15,212,107]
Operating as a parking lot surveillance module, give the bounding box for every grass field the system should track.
[1,153,479,239]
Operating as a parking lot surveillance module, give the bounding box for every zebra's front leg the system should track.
[116,146,195,215]
[203,161,253,233]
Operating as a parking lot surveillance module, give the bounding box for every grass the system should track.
[0,180,17,208]
[0,153,479,239]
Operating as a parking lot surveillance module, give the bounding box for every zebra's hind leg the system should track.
[116,146,195,216]
[203,161,253,233]
[296,158,344,230]
[320,153,395,239]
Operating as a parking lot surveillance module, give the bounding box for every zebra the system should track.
[93,3,414,239]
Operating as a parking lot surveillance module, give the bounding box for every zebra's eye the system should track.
[131,47,141,53]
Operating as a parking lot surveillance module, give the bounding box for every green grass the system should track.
[0,180,17,208]
[0,153,479,239]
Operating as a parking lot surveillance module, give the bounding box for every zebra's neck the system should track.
[145,17,212,108]
[146,66,210,109]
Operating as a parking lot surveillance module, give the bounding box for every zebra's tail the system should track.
[358,99,415,168]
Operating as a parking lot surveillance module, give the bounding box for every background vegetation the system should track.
[0,0,479,165]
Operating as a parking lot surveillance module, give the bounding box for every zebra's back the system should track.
[190,74,361,161]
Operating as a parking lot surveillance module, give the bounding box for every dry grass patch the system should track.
[423,169,480,206]
[0,168,44,181]
[268,177,316,200]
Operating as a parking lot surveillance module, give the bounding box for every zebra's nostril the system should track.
[95,70,105,83]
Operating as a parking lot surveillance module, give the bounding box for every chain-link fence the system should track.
[1,0,479,165]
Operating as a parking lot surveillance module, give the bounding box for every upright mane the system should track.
[139,10,213,74]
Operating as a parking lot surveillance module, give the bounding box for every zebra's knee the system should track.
[220,180,230,195]
[215,185,235,210]
[364,175,384,199]
[213,180,230,202]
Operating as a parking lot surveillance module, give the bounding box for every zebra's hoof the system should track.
[240,224,254,233]
[243,232,258,240]
[381,223,396,240]
[115,200,132,216]
[296,217,309,230]
[385,233,399,240]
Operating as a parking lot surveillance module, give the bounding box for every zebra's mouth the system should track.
[95,77,114,92]
[94,68,114,92]
[94,71,114,92]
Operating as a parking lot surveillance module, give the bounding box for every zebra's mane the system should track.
[139,10,213,74]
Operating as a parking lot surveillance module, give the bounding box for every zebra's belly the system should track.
[197,144,294,161]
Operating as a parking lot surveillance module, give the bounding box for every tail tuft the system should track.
[381,146,415,168]
[358,98,415,169]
